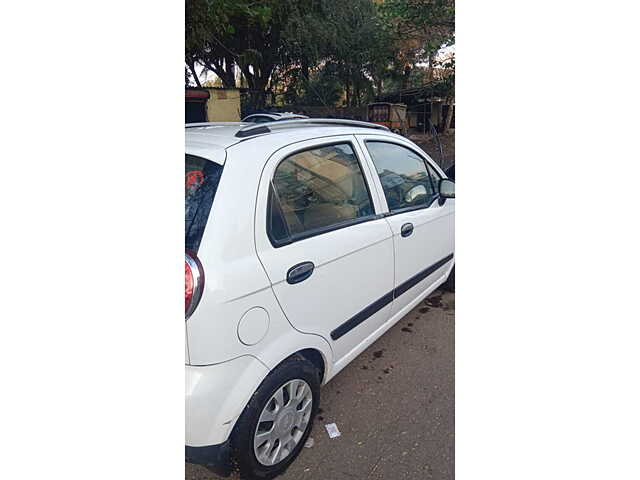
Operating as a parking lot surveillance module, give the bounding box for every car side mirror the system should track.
[439,179,455,199]
[404,184,427,204]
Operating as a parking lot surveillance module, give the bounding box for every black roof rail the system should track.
[234,118,390,138]
[185,122,242,128]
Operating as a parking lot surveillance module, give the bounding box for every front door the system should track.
[356,136,455,318]
[254,136,395,362]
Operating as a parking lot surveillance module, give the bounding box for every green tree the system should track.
[313,0,394,106]
[186,0,318,108]
[185,0,247,87]
[380,0,455,88]
[434,54,454,131]
[185,0,454,110]
[300,64,344,106]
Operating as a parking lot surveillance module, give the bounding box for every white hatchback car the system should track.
[185,119,454,479]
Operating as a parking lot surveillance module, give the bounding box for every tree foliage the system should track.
[380,0,454,53]
[186,0,455,110]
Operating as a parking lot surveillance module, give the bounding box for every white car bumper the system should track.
[186,355,270,447]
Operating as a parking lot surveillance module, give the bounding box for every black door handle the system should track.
[401,222,414,237]
[286,261,315,284]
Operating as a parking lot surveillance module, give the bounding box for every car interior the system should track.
[270,144,373,241]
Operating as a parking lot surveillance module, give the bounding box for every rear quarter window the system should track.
[185,154,223,252]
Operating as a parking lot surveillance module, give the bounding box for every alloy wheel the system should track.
[253,379,313,466]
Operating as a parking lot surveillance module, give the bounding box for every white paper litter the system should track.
[304,437,314,448]
[324,423,341,438]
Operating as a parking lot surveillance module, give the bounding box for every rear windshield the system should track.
[185,154,223,252]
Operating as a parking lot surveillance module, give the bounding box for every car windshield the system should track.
[185,154,223,252]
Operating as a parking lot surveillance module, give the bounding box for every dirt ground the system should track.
[410,131,455,171]
[186,289,454,480]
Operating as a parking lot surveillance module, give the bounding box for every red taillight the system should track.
[185,251,204,320]
[185,261,194,314]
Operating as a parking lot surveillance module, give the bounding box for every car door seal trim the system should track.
[330,253,454,341]
[330,291,394,341]
[394,253,454,298]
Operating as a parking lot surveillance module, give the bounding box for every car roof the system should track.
[185,124,246,163]
[185,119,392,164]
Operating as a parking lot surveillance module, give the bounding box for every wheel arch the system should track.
[290,348,327,384]
[254,329,334,385]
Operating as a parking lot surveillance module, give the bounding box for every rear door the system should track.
[255,136,395,362]
[356,135,455,319]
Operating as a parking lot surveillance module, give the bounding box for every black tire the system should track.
[442,265,455,292]
[230,355,321,480]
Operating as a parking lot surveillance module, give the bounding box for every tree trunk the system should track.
[222,56,236,88]
[426,54,434,82]
[205,59,236,89]
[375,77,383,97]
[187,60,202,88]
[403,65,412,89]
[241,69,264,111]
[443,98,454,133]
[239,62,274,111]
[301,59,310,84]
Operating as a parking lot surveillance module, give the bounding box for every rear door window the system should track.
[185,154,223,252]
[268,143,374,245]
